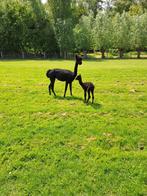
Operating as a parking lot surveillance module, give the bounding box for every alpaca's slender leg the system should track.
[84,91,87,102]
[48,83,51,95]
[51,78,56,96]
[87,90,91,103]
[69,83,72,96]
[52,84,56,96]
[64,82,68,97]
[91,89,94,103]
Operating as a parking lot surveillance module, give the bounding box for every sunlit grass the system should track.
[0,59,147,195]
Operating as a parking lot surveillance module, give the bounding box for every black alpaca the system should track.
[46,55,82,97]
[76,75,94,103]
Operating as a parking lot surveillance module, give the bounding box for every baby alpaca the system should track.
[76,75,94,103]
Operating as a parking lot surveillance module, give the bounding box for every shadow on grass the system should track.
[87,102,102,109]
[54,95,102,109]
[54,95,83,101]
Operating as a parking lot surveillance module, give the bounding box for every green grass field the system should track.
[0,59,147,195]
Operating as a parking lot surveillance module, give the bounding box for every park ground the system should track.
[0,59,147,195]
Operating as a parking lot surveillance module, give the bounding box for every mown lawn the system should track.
[0,59,147,195]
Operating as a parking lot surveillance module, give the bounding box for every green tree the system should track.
[0,0,30,57]
[73,0,103,16]
[0,1,6,58]
[93,12,113,58]
[28,0,58,56]
[0,0,58,58]
[73,14,94,57]
[129,4,143,15]
[113,12,131,58]
[48,0,75,58]
[131,13,147,58]
[113,0,136,14]
[55,18,75,58]
[113,0,147,14]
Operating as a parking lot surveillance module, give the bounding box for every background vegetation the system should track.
[0,0,147,59]
[0,1,147,195]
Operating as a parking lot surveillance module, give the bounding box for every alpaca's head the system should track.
[76,74,82,81]
[76,55,82,65]
[46,69,51,78]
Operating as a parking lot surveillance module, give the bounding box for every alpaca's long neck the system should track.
[73,62,78,77]
[78,78,84,89]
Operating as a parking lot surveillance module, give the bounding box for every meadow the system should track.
[0,59,147,195]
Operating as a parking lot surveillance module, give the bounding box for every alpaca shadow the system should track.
[55,95,102,109]
[54,95,83,101]
[86,102,102,110]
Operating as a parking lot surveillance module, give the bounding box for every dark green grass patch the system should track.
[0,59,147,195]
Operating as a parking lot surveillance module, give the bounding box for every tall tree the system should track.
[113,0,147,14]
[73,13,94,57]
[28,0,58,56]
[74,0,103,16]
[131,13,147,58]
[93,11,113,58]
[113,12,131,58]
[0,0,31,57]
[48,0,75,58]
[113,0,136,13]
[0,1,6,57]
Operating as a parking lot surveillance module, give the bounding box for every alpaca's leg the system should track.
[48,83,51,95]
[52,84,56,96]
[69,83,72,96]
[64,82,68,97]
[51,78,56,96]
[87,90,91,103]
[84,91,87,102]
[91,89,94,103]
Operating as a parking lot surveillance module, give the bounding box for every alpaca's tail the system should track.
[46,69,52,78]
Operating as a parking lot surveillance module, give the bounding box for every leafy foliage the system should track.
[93,12,113,57]
[131,13,147,50]
[0,0,147,58]
[74,13,94,51]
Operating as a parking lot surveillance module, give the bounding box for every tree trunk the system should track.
[101,49,105,59]
[137,48,141,59]
[83,50,88,59]
[22,51,25,59]
[119,49,123,58]
[60,49,63,58]
[43,52,46,59]
[0,51,3,58]
[64,51,66,59]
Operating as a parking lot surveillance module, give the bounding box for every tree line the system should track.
[0,0,147,59]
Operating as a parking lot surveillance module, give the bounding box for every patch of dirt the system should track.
[103,132,113,137]
[129,89,136,93]
[86,136,97,142]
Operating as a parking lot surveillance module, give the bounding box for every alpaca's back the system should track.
[46,69,75,82]
[83,82,94,91]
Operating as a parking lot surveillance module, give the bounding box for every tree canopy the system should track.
[0,0,146,58]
